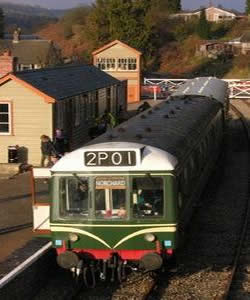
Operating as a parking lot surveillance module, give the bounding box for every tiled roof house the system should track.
[171,6,245,22]
[0,29,62,77]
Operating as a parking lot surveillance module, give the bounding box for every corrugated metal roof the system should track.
[14,64,120,100]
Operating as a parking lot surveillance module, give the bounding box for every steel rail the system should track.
[0,222,32,235]
[216,103,250,299]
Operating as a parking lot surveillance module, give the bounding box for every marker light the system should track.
[144,233,156,242]
[69,233,79,242]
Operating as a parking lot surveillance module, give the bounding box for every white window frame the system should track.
[117,57,137,71]
[97,57,116,71]
[0,102,12,135]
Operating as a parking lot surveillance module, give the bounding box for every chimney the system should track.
[0,50,14,78]
[13,28,21,43]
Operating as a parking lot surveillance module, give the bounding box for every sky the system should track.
[0,0,245,12]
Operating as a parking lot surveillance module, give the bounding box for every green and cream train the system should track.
[32,77,229,284]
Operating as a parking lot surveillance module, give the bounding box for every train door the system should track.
[31,167,51,235]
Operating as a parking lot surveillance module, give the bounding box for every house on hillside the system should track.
[0,29,62,77]
[197,40,233,58]
[198,31,250,57]
[0,64,126,165]
[171,6,245,22]
[238,32,250,55]
[92,40,141,103]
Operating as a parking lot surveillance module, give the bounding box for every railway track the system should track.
[112,272,156,300]
[225,102,250,299]
[148,100,250,299]
[0,222,32,235]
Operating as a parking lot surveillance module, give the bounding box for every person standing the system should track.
[40,135,55,167]
[53,129,69,157]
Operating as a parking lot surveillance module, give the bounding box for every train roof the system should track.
[52,96,222,173]
[171,77,228,105]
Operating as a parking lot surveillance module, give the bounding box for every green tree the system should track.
[85,0,158,68]
[246,0,250,14]
[60,6,91,39]
[166,0,181,13]
[85,0,110,47]
[0,8,5,38]
[196,9,210,39]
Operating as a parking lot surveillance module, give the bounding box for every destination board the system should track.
[95,176,126,189]
[84,151,136,167]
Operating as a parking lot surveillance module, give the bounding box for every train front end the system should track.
[48,142,178,281]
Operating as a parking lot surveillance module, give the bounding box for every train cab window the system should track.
[94,177,127,219]
[132,177,163,218]
[59,177,89,218]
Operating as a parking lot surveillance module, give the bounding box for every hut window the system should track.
[0,102,11,135]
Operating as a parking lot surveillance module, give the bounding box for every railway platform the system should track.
[0,173,34,265]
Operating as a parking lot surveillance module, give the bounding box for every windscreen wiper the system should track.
[73,173,87,185]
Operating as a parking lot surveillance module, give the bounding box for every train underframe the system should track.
[56,246,174,287]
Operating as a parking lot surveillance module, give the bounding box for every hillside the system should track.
[38,12,250,79]
[0,2,67,33]
[158,19,250,79]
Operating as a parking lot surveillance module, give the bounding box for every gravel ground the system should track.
[148,111,249,299]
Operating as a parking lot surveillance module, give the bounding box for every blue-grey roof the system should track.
[14,64,120,100]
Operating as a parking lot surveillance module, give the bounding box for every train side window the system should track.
[132,177,164,218]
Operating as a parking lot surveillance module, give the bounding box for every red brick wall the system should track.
[0,50,14,78]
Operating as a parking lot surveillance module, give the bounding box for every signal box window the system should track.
[95,177,127,219]
[0,102,11,135]
[59,177,89,218]
[118,58,137,70]
[97,58,116,71]
[132,177,164,218]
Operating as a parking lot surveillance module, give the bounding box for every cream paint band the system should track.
[50,223,177,228]
[51,226,176,249]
